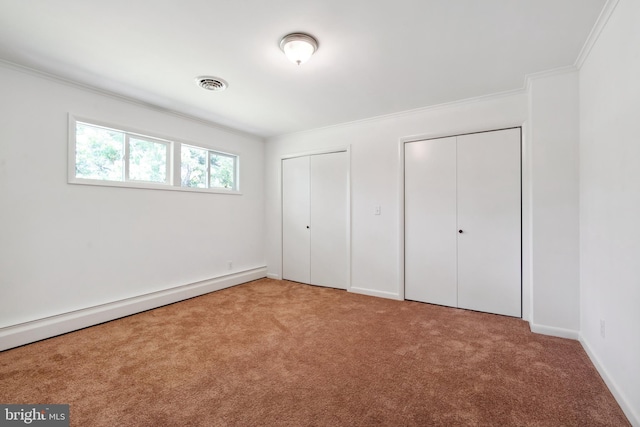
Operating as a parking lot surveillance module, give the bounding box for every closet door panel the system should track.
[405,137,458,307]
[456,129,521,317]
[310,152,348,289]
[282,156,311,284]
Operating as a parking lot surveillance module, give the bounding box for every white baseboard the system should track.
[266,273,281,280]
[0,267,267,352]
[529,323,580,340]
[349,286,402,301]
[580,335,639,427]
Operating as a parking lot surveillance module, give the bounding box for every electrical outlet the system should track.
[600,319,605,338]
[374,205,381,215]
[227,261,233,270]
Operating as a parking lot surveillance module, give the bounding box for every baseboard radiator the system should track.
[0,267,267,352]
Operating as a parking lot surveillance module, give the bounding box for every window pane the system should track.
[129,137,167,183]
[181,146,207,188]
[210,153,235,190]
[75,122,124,181]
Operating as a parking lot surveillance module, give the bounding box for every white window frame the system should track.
[125,134,171,184]
[180,144,239,192]
[68,115,241,195]
[210,150,239,191]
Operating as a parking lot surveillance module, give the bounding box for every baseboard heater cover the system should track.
[0,267,267,351]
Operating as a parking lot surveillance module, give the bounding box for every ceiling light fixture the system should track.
[279,33,318,65]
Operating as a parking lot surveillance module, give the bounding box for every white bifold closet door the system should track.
[282,155,311,284]
[405,128,521,317]
[282,151,348,289]
[405,137,458,307]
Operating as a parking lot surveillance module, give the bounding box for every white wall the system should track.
[527,70,581,336]
[579,0,640,423]
[0,8,634,422]
[267,77,583,337]
[266,93,531,302]
[0,64,265,332]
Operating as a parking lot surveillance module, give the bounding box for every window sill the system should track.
[68,178,242,195]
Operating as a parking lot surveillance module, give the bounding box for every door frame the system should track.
[280,146,352,291]
[399,127,526,319]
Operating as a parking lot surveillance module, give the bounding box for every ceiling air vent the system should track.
[196,76,228,91]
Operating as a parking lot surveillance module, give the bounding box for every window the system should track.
[129,137,168,183]
[181,145,237,191]
[74,121,170,185]
[74,122,125,181]
[70,117,240,194]
[210,152,237,190]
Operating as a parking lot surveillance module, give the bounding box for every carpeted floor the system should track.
[0,278,630,426]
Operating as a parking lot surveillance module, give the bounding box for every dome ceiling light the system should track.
[279,33,318,65]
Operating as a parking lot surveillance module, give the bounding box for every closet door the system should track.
[282,151,349,289]
[282,156,311,284]
[310,152,348,289]
[456,129,521,317]
[404,128,521,317]
[405,137,457,306]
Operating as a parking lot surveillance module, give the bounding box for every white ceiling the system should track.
[0,0,606,137]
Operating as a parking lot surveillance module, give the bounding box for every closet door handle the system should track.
[458,229,463,234]
[306,226,310,229]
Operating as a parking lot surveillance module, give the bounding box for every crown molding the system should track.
[269,60,590,141]
[575,0,620,69]
[268,87,527,141]
[0,59,262,140]
[524,65,579,92]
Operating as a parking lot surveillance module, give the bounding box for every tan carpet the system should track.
[0,279,630,426]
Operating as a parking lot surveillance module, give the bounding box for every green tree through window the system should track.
[210,153,235,189]
[72,119,238,192]
[75,123,124,180]
[181,145,207,188]
[180,145,237,190]
[129,138,167,183]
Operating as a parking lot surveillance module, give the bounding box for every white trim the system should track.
[268,67,573,141]
[270,89,527,140]
[580,335,640,426]
[0,59,260,139]
[266,273,281,280]
[349,287,402,301]
[346,147,352,292]
[67,178,243,195]
[524,66,578,91]
[575,0,621,69]
[397,139,406,300]
[68,114,241,194]
[529,323,580,340]
[280,146,350,160]
[399,127,527,318]
[399,123,526,146]
[521,120,534,323]
[0,267,267,352]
